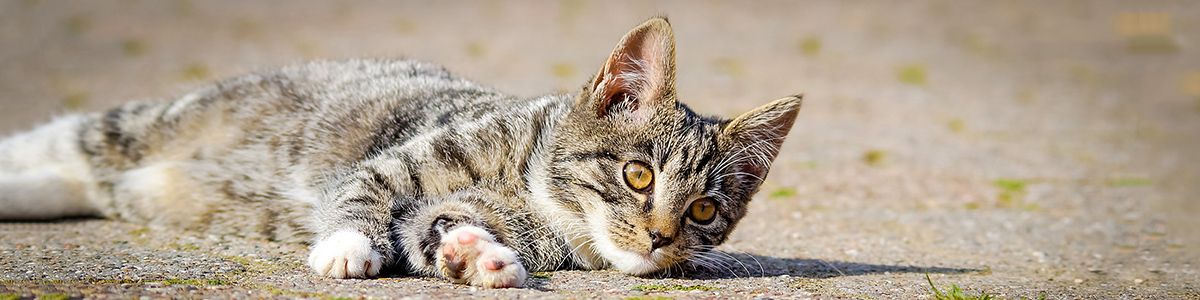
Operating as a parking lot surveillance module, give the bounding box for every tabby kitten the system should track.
[0,18,801,288]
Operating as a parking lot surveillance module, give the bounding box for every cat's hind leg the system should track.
[0,167,95,219]
[0,115,99,220]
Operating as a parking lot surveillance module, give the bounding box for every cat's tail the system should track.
[0,114,102,220]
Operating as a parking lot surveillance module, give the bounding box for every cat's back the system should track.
[84,58,511,188]
[271,59,487,105]
[189,59,511,171]
[65,59,515,237]
[256,58,500,124]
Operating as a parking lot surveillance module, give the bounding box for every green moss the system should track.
[62,91,90,111]
[798,37,822,56]
[559,0,585,25]
[1127,35,1179,55]
[1020,203,1040,212]
[958,33,1002,59]
[862,149,887,167]
[292,38,320,58]
[0,293,18,300]
[989,179,1041,211]
[713,58,745,79]
[164,279,195,285]
[466,42,487,59]
[123,39,147,57]
[1,279,143,285]
[996,190,1016,207]
[163,242,202,251]
[164,278,230,285]
[1017,89,1036,106]
[992,179,1027,192]
[898,64,928,85]
[531,272,552,279]
[182,64,210,81]
[127,228,150,237]
[1108,177,1153,187]
[947,119,965,132]
[993,179,1024,208]
[551,63,575,79]
[247,283,333,299]
[925,274,997,300]
[770,187,797,199]
[174,0,194,17]
[625,296,673,300]
[39,293,70,300]
[64,14,90,35]
[632,285,719,291]
[394,18,416,34]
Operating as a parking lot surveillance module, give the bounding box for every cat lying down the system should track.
[0,18,801,288]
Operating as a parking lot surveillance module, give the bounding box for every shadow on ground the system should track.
[663,252,977,280]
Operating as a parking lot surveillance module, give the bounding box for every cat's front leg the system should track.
[308,163,408,278]
[307,229,384,278]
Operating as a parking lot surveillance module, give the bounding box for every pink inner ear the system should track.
[604,92,637,115]
[611,39,666,101]
[725,99,801,182]
[589,19,676,118]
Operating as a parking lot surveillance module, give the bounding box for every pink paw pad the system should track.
[437,226,527,288]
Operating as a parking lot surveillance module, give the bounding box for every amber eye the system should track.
[688,198,717,224]
[623,161,653,192]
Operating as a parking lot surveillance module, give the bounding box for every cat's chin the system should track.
[592,232,672,275]
[602,248,669,276]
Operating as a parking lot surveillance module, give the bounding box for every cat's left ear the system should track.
[722,95,803,182]
[582,17,677,119]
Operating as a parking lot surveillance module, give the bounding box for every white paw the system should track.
[308,230,383,278]
[439,226,527,288]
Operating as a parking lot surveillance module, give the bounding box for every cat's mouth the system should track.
[592,235,683,275]
[607,248,670,275]
[585,214,682,275]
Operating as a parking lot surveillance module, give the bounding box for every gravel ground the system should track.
[2,1,1199,299]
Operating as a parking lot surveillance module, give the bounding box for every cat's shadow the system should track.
[520,252,976,291]
[649,252,977,280]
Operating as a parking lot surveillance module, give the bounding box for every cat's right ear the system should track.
[579,18,677,120]
[721,96,803,184]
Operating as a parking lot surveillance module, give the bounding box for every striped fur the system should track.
[0,18,802,287]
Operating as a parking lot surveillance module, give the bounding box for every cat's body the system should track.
[0,19,800,288]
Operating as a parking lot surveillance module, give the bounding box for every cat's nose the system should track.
[649,230,674,250]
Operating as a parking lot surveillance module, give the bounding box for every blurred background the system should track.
[1,0,1198,295]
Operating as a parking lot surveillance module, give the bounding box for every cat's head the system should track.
[545,18,801,275]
